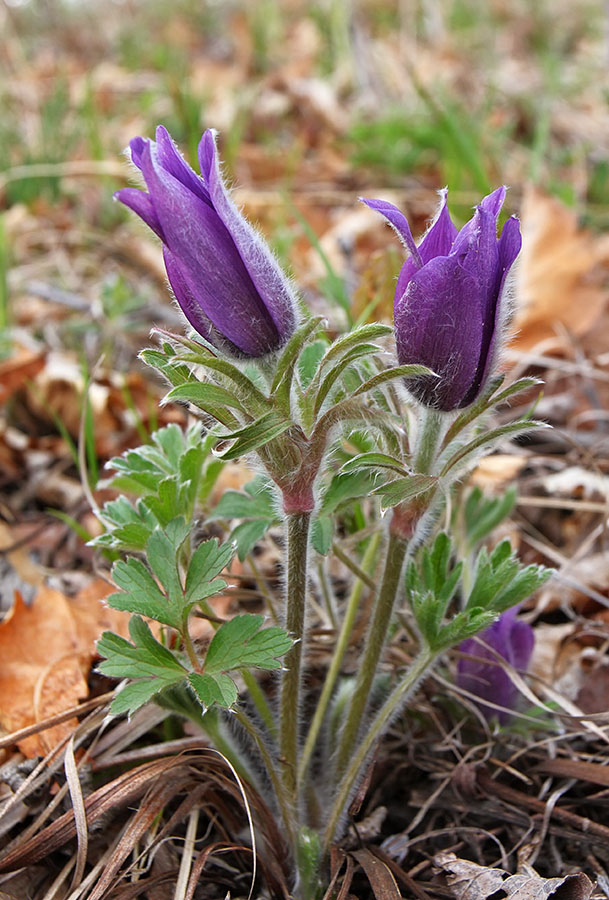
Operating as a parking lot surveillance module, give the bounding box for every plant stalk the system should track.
[280,510,311,803]
[334,530,408,777]
[299,532,381,784]
[323,646,435,855]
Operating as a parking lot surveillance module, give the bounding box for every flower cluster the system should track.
[116,126,297,358]
[457,607,534,723]
[362,189,521,410]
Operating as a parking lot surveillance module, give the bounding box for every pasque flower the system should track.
[362,188,522,410]
[116,127,297,357]
[457,607,534,724]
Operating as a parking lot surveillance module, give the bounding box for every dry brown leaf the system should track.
[471,454,528,489]
[0,581,128,757]
[434,852,507,900]
[513,186,609,351]
[0,522,45,589]
[0,347,46,405]
[434,853,593,900]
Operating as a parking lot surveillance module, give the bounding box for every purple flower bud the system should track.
[457,607,534,724]
[116,127,297,358]
[361,189,522,411]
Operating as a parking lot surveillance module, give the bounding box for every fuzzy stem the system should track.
[234,707,296,845]
[183,629,202,673]
[280,511,311,803]
[299,532,381,784]
[242,670,278,740]
[334,530,408,777]
[414,406,444,475]
[322,646,435,855]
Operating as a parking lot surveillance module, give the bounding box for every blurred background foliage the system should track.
[0,0,607,368]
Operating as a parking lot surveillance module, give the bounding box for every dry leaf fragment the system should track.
[434,853,593,900]
[501,872,593,900]
[434,851,507,900]
[513,187,609,350]
[0,581,129,757]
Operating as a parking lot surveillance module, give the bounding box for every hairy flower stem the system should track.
[299,532,381,785]
[234,708,296,845]
[334,530,408,778]
[323,646,435,855]
[280,511,311,804]
[334,408,445,779]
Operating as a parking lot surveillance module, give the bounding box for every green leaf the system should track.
[217,410,292,460]
[152,423,184,469]
[441,420,547,477]
[464,486,517,551]
[231,519,274,561]
[443,376,543,447]
[317,324,392,371]
[188,672,238,711]
[139,349,193,389]
[374,474,437,509]
[465,539,552,614]
[98,617,186,715]
[270,315,325,412]
[352,364,434,398]
[317,470,380,516]
[204,614,293,674]
[212,478,276,520]
[184,538,234,604]
[166,382,244,413]
[146,528,184,608]
[298,339,328,388]
[432,608,498,651]
[312,343,384,416]
[109,679,176,716]
[311,514,333,555]
[169,349,269,408]
[340,451,407,476]
[108,557,177,628]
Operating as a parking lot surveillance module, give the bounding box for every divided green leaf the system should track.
[97,616,186,716]
[205,614,292,674]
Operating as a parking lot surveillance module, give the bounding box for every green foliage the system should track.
[465,539,551,614]
[210,475,280,561]
[92,424,223,552]
[188,614,292,712]
[106,522,232,629]
[205,614,292,674]
[97,617,187,716]
[407,533,551,652]
[463,485,517,551]
[98,610,292,717]
[311,469,379,554]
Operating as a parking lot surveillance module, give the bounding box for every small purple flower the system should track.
[116,127,297,358]
[361,188,522,411]
[457,607,534,724]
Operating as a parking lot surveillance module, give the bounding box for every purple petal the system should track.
[474,215,522,394]
[395,190,458,303]
[163,248,243,356]
[115,187,165,241]
[457,608,534,724]
[457,207,501,406]
[198,130,297,343]
[128,137,148,171]
[360,197,422,268]
[395,255,483,410]
[140,141,282,356]
[479,185,507,218]
[496,215,522,294]
[155,125,212,207]
[507,619,535,671]
[451,187,506,259]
